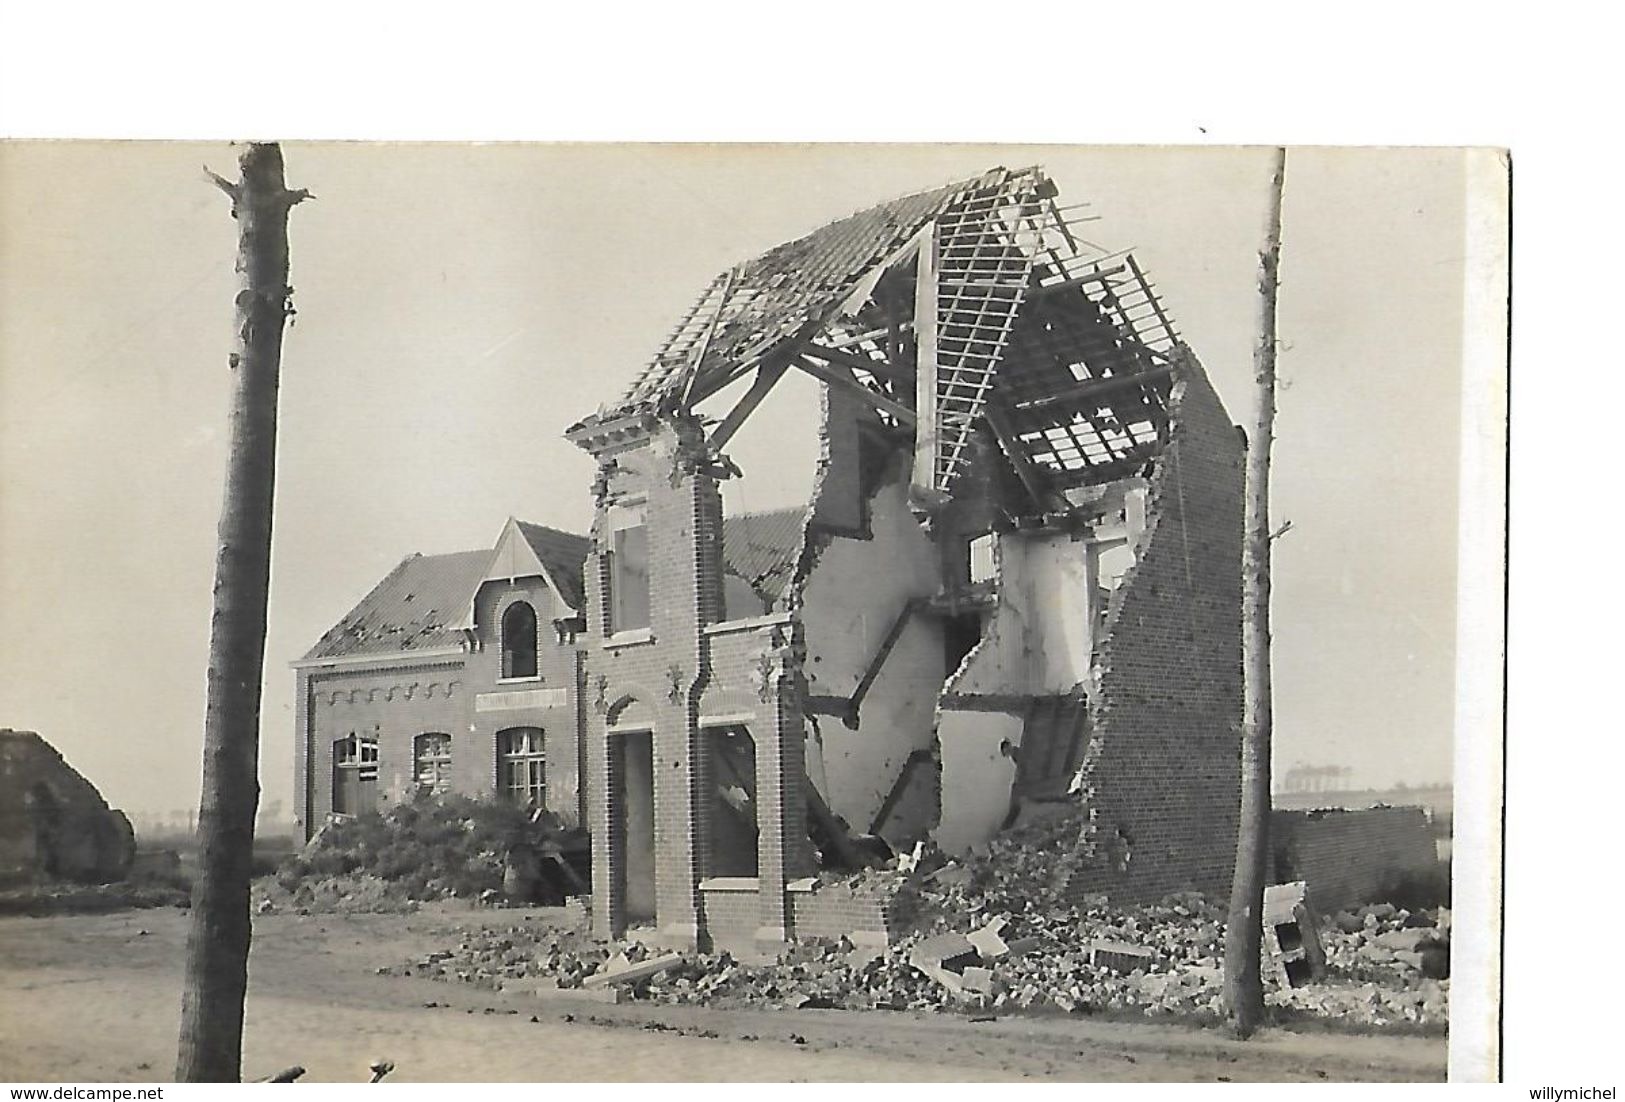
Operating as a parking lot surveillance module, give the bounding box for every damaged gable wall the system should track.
[1079,351,1246,902]
[797,385,945,845]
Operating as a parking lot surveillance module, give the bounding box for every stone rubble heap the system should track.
[386,817,1450,1029]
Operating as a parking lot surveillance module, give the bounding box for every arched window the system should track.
[413,733,452,798]
[501,601,538,679]
[497,727,545,808]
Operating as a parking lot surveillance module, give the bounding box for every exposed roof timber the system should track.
[983,399,1057,511]
[821,326,902,351]
[1125,254,1177,346]
[800,341,911,385]
[708,360,790,451]
[575,166,1194,513]
[1009,364,1176,416]
[679,264,740,406]
[911,223,939,489]
[1046,448,1161,489]
[791,354,918,425]
[1030,263,1125,298]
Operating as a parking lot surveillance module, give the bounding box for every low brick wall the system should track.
[697,879,760,945]
[698,876,911,948]
[790,878,910,946]
[1272,806,1439,912]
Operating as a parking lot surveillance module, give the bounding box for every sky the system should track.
[0,142,1467,819]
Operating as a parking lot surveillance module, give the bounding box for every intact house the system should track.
[292,519,593,829]
[297,166,1247,951]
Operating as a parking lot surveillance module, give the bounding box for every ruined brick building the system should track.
[298,166,1246,950]
[1,729,136,885]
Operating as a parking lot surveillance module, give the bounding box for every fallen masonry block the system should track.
[1263,881,1327,988]
[911,933,979,974]
[583,951,684,989]
[958,967,997,996]
[926,864,974,888]
[966,916,1011,960]
[910,932,983,996]
[1373,928,1432,953]
[1087,939,1155,973]
[1004,937,1042,959]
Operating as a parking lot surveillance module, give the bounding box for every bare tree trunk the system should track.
[176,143,308,1082]
[1223,146,1286,1039]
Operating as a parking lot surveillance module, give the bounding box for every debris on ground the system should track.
[264,796,588,912]
[383,807,1448,1029]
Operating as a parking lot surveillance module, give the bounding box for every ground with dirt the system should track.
[0,905,1444,1082]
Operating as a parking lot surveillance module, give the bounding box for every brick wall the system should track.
[578,414,812,947]
[300,657,468,829]
[697,881,760,946]
[790,879,910,946]
[1084,351,1246,902]
[1272,806,1439,912]
[295,576,588,837]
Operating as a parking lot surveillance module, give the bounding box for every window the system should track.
[413,733,452,798]
[704,725,758,877]
[607,505,650,633]
[333,733,379,815]
[968,532,996,584]
[501,601,538,679]
[497,727,545,808]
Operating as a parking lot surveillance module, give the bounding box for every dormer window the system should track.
[501,601,538,679]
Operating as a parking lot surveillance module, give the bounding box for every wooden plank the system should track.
[583,952,685,988]
[1010,365,1176,414]
[982,399,1051,509]
[1126,253,1176,344]
[911,224,940,490]
[707,361,789,450]
[791,355,918,425]
[801,342,911,384]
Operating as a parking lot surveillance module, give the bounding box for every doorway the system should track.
[333,734,378,816]
[613,729,656,923]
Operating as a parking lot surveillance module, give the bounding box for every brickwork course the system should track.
[1272,806,1440,911]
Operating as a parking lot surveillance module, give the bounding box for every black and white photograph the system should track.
[0,138,1508,1086]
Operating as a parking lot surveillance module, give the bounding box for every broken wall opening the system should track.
[704,725,758,877]
[606,505,651,634]
[696,366,823,521]
[611,728,657,923]
[798,432,945,847]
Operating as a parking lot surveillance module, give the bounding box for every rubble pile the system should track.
[269,796,586,911]
[385,811,1448,1029]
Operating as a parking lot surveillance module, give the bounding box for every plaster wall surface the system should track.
[934,710,1023,854]
[799,468,944,835]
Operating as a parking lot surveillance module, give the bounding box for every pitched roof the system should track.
[572,164,1189,506]
[593,167,1034,422]
[513,521,591,611]
[721,508,807,603]
[302,514,803,663]
[301,549,492,662]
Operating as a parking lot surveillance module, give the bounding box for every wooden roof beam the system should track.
[791,355,917,426]
[708,361,789,451]
[800,341,912,385]
[1010,364,1176,415]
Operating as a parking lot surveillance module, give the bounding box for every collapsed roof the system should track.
[569,166,1184,514]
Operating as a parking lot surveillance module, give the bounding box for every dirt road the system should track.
[0,907,1444,1082]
